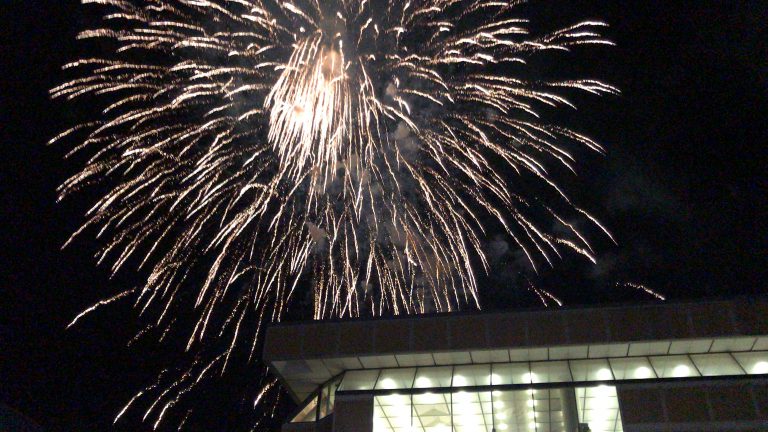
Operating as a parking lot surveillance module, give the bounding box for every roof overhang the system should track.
[264,298,768,402]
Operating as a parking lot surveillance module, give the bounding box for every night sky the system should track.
[2,0,767,430]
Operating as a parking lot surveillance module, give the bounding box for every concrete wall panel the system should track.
[332,394,373,432]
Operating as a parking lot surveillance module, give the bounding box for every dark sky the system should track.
[1,0,767,431]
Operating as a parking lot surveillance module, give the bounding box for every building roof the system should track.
[264,297,768,402]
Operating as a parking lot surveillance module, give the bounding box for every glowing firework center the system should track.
[265,13,376,191]
[265,299,768,431]
[267,36,348,180]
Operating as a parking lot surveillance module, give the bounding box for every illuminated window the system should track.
[376,368,416,390]
[576,386,623,432]
[491,362,532,385]
[530,361,572,383]
[337,349,767,429]
[649,356,700,378]
[338,369,379,391]
[733,351,768,374]
[452,390,492,432]
[370,386,627,432]
[690,353,745,376]
[608,357,656,380]
[414,366,453,389]
[374,394,412,431]
[453,364,491,387]
[570,359,614,381]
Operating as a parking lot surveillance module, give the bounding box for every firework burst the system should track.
[53,0,617,428]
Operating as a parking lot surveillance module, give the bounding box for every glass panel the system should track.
[509,347,548,362]
[491,389,531,427]
[319,384,331,418]
[291,395,318,423]
[414,366,453,389]
[668,339,712,354]
[691,353,745,376]
[414,392,451,431]
[530,388,574,432]
[649,355,700,378]
[338,369,380,391]
[471,349,510,363]
[608,357,656,380]
[372,405,388,432]
[530,361,572,383]
[424,426,452,432]
[710,336,757,353]
[491,362,531,385]
[588,343,629,358]
[627,341,670,356]
[434,351,471,365]
[453,364,491,387]
[360,355,399,369]
[487,388,594,432]
[452,391,492,432]
[375,394,412,431]
[733,351,768,374]
[320,375,341,419]
[576,385,622,432]
[376,368,416,390]
[570,359,614,381]
[396,353,435,367]
[549,345,588,360]
[754,337,768,351]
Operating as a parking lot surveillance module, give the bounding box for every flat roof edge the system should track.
[264,297,768,362]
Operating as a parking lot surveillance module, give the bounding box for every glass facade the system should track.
[337,351,768,392]
[290,376,342,423]
[274,335,768,404]
[291,395,319,423]
[270,301,768,432]
[373,386,623,432]
[575,386,622,432]
[292,349,768,428]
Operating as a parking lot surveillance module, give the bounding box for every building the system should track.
[264,298,768,432]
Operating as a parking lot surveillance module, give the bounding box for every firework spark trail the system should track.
[54,0,617,428]
[618,282,667,301]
